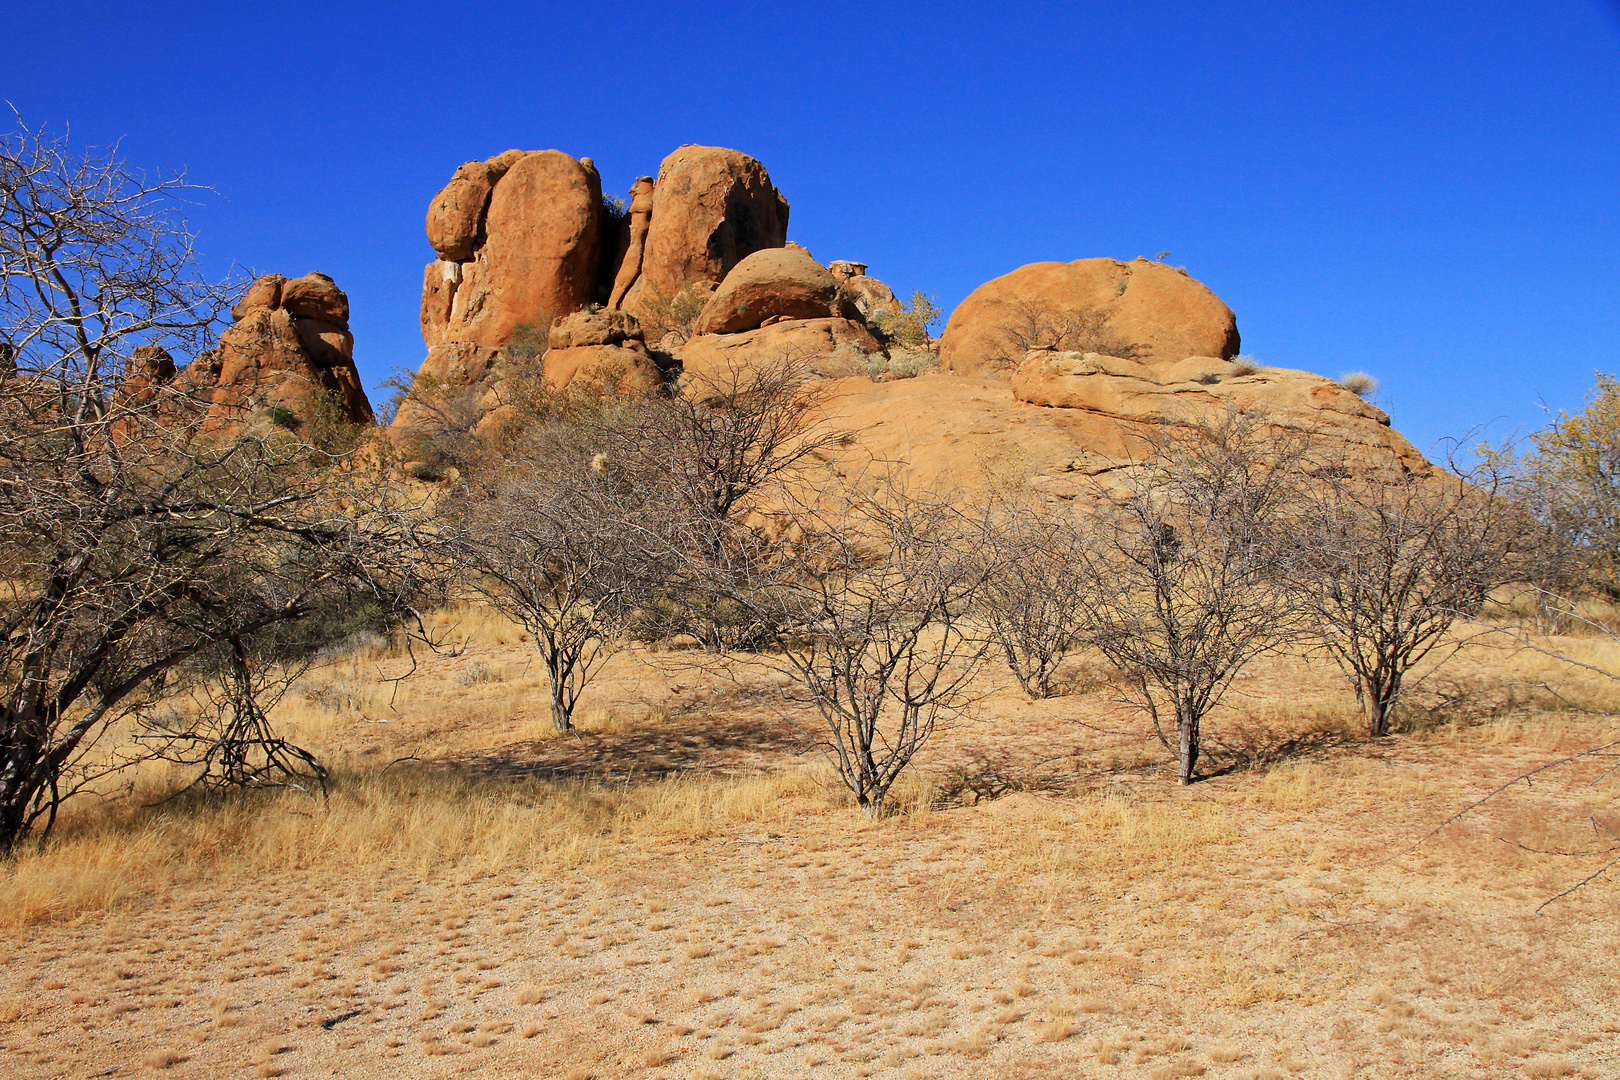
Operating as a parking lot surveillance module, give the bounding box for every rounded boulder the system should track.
[938,258,1239,376]
[693,246,860,335]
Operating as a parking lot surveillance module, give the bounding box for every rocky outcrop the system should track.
[692,246,861,335]
[403,145,789,438]
[621,147,789,322]
[829,260,902,321]
[939,258,1240,377]
[541,310,665,394]
[677,317,886,384]
[164,272,373,436]
[1009,350,1428,482]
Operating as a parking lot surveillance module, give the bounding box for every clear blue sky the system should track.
[7,1,1619,453]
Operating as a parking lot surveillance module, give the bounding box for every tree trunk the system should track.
[1360,675,1390,737]
[546,657,574,735]
[1177,704,1200,785]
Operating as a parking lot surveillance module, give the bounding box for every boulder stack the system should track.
[619,146,791,322]
[829,260,903,321]
[400,144,792,437]
[677,246,885,383]
[165,272,373,437]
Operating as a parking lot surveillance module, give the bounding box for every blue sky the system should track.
[7,1,1619,453]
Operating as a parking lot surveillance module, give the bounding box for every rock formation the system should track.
[158,272,373,437]
[829,260,903,321]
[399,145,1430,492]
[1009,350,1427,482]
[542,309,665,394]
[420,148,604,358]
[939,257,1240,377]
[608,177,656,310]
[401,145,790,438]
[692,246,862,335]
[673,246,885,383]
[620,146,790,323]
[678,317,886,384]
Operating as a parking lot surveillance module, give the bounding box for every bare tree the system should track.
[1072,411,1305,784]
[722,486,992,817]
[0,120,433,853]
[992,297,1137,370]
[597,356,852,649]
[1289,462,1518,737]
[603,357,846,544]
[980,502,1090,697]
[449,420,662,734]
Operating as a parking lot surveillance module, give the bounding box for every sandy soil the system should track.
[1,629,1617,1079]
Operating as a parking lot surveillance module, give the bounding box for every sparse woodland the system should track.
[2,128,1618,1080]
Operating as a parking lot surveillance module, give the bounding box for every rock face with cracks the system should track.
[1009,349,1428,483]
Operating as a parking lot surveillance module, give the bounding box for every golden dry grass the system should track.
[1,606,1617,1078]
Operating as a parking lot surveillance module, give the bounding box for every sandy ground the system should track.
[1,629,1618,1079]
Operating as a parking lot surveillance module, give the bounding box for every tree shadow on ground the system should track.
[441,685,816,783]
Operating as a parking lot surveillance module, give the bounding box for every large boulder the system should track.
[678,317,885,384]
[547,308,645,350]
[417,148,603,357]
[541,309,663,394]
[543,344,663,395]
[424,151,524,263]
[692,246,861,335]
[623,147,789,321]
[939,258,1240,377]
[172,272,374,436]
[477,150,603,341]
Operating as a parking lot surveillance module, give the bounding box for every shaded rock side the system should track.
[939,258,1240,377]
[692,245,861,335]
[622,146,789,322]
[175,272,374,435]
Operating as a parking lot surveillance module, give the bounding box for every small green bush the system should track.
[870,291,943,350]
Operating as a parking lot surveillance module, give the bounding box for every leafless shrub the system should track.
[447,419,662,734]
[723,486,993,816]
[598,356,852,650]
[979,503,1089,698]
[1070,410,1307,784]
[991,298,1138,370]
[1288,459,1519,736]
[0,118,437,852]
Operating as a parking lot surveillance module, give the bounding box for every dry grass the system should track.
[0,609,1616,1078]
